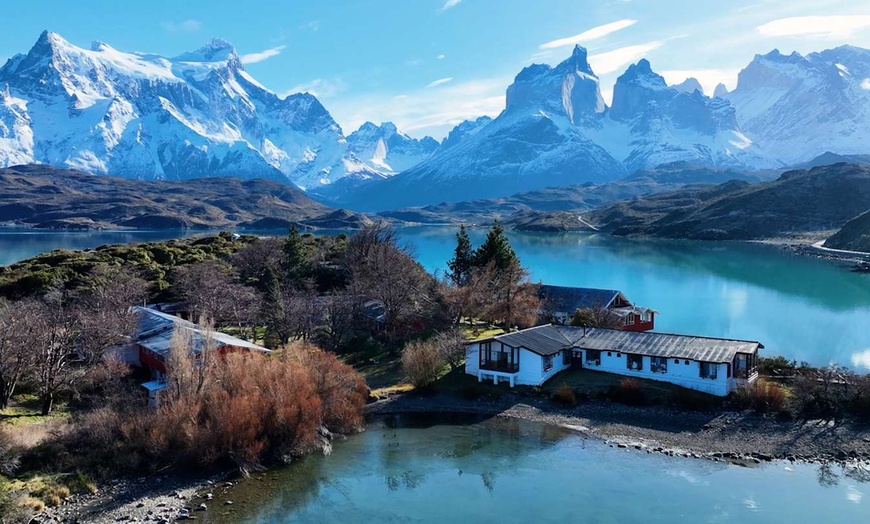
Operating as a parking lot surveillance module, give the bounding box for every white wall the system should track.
[579,350,733,396]
[465,342,571,387]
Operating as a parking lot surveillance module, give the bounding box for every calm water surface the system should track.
[2,227,869,369]
[203,417,869,523]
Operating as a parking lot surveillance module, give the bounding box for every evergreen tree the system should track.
[474,221,517,271]
[447,224,474,286]
[283,226,312,282]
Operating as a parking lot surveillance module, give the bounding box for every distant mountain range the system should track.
[3,32,870,213]
[0,32,437,191]
[0,165,369,230]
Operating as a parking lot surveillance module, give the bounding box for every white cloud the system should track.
[589,41,664,75]
[240,45,286,65]
[861,78,870,90]
[852,348,870,370]
[300,20,321,31]
[757,15,870,39]
[441,0,462,11]
[328,77,507,139]
[660,68,742,95]
[281,78,347,99]
[426,77,454,88]
[437,54,446,60]
[160,19,202,34]
[539,19,637,50]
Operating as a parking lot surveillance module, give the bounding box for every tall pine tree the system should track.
[474,220,517,271]
[447,224,474,286]
[283,226,312,282]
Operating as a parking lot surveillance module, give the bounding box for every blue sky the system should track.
[2,0,870,138]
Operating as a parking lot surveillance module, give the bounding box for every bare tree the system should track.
[0,298,38,409]
[474,261,541,329]
[432,328,467,372]
[165,317,216,402]
[344,223,432,337]
[77,266,149,363]
[569,305,623,329]
[31,290,84,415]
[318,292,355,351]
[173,261,235,321]
[264,279,322,347]
[232,237,284,286]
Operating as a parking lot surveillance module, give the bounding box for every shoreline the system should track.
[34,392,870,522]
[367,392,870,464]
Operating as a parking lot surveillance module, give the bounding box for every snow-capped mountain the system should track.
[601,59,777,173]
[672,77,703,94]
[331,46,775,210]
[0,32,428,189]
[725,45,870,165]
[346,122,438,174]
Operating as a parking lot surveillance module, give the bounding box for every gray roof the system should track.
[133,306,270,357]
[539,285,621,313]
[489,324,761,363]
[494,325,572,356]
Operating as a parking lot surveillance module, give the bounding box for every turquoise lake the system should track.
[1,227,869,369]
[202,416,869,523]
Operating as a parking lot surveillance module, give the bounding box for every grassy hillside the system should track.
[825,210,870,253]
[587,163,870,241]
[0,165,369,230]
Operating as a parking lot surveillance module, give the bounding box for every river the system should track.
[1,227,869,369]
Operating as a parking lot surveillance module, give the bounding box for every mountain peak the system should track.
[673,77,703,95]
[174,37,239,63]
[561,44,594,75]
[713,83,729,98]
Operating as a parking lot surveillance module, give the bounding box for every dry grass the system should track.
[734,379,789,413]
[3,417,70,449]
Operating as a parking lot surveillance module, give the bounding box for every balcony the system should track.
[480,361,519,373]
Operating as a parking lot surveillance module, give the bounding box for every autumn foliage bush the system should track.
[615,378,646,406]
[733,379,788,413]
[551,385,578,406]
[70,343,367,475]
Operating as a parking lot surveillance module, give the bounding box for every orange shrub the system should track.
[71,344,366,474]
[551,385,578,406]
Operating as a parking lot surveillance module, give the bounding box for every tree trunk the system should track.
[41,392,54,416]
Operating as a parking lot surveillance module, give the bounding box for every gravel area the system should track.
[367,393,870,463]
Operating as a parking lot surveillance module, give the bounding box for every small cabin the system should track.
[116,307,271,406]
[538,285,656,331]
[465,324,761,396]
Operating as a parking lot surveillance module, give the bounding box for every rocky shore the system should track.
[367,393,870,464]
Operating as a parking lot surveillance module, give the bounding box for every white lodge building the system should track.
[465,325,761,396]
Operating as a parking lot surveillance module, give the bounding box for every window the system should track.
[543,355,554,372]
[562,349,571,366]
[674,359,680,364]
[586,349,602,366]
[700,362,718,380]
[640,311,652,323]
[651,356,668,374]
[623,315,635,326]
[626,354,643,371]
[684,360,689,365]
[607,352,612,357]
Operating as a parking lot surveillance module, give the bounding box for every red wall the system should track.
[621,313,655,332]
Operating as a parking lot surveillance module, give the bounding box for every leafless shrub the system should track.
[401,340,444,390]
